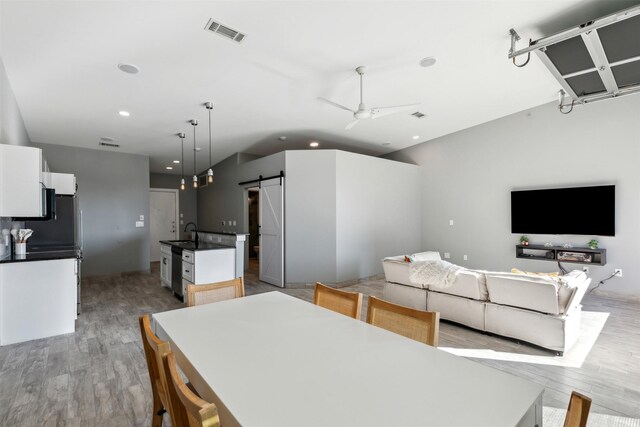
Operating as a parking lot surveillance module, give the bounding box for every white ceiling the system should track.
[1,0,635,174]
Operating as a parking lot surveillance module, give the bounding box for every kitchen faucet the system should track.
[184,222,198,246]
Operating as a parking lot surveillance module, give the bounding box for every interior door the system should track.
[259,178,284,287]
[150,189,178,262]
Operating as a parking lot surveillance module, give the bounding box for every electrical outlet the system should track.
[614,269,622,277]
[583,266,589,274]
[449,220,454,226]
[463,255,468,261]
[444,252,451,259]
[222,221,226,226]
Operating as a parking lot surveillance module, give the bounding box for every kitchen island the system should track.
[0,250,80,345]
[160,239,239,302]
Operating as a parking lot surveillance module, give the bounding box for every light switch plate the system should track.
[139,215,144,221]
[449,220,454,226]
[444,252,451,259]
[180,213,184,218]
[222,221,226,226]
[135,221,144,228]
[463,255,468,261]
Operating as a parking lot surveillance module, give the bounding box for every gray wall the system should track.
[335,151,421,282]
[33,143,151,277]
[285,150,338,283]
[385,95,640,295]
[0,57,30,147]
[150,173,197,239]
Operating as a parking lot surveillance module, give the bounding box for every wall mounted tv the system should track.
[511,185,615,236]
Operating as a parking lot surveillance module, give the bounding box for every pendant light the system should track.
[191,120,198,188]
[178,132,186,190]
[205,101,214,183]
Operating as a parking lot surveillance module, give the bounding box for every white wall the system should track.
[385,95,640,295]
[335,151,421,282]
[285,150,337,283]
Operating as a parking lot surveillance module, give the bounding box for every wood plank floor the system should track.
[0,264,639,426]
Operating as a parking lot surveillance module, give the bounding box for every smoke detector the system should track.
[204,19,246,43]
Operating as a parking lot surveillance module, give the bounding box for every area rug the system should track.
[440,311,609,368]
[544,406,640,427]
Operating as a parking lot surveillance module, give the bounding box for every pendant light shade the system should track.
[205,101,214,184]
[191,120,198,188]
[178,132,186,191]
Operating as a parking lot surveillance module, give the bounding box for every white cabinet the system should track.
[0,258,77,345]
[0,145,43,217]
[160,244,171,288]
[43,172,76,195]
[180,248,236,297]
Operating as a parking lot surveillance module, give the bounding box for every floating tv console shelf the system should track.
[515,244,606,266]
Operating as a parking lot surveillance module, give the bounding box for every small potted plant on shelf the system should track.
[588,239,599,249]
[519,235,529,246]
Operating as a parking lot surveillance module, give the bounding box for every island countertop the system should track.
[159,240,235,252]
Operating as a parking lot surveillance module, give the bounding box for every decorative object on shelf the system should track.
[178,132,186,190]
[205,101,214,184]
[563,243,573,249]
[191,120,198,188]
[519,235,529,246]
[558,251,592,263]
[544,242,553,247]
[588,239,599,249]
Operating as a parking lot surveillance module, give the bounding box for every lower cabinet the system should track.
[180,248,236,299]
[0,258,77,346]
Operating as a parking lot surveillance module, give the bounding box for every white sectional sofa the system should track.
[382,252,590,354]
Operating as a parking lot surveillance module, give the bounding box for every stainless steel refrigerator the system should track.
[25,195,83,314]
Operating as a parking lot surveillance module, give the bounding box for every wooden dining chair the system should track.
[186,277,245,307]
[162,351,221,427]
[139,314,174,427]
[313,282,363,319]
[366,296,440,346]
[563,391,592,427]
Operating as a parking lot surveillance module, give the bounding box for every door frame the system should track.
[150,187,180,242]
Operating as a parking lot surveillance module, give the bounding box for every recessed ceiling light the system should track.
[100,137,114,142]
[278,136,287,141]
[166,166,173,170]
[309,141,319,148]
[412,135,420,140]
[382,142,391,146]
[419,57,437,68]
[173,160,180,164]
[195,147,202,151]
[118,63,140,74]
[118,111,130,117]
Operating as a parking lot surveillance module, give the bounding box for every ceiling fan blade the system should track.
[345,119,360,130]
[370,103,422,119]
[317,97,355,113]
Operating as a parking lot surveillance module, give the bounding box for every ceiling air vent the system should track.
[99,141,120,148]
[204,19,246,43]
[411,112,426,118]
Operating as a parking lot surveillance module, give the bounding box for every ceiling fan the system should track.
[317,66,421,130]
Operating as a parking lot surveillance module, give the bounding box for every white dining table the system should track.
[153,291,544,427]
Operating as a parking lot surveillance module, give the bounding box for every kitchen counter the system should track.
[159,240,234,252]
[0,249,80,264]
[195,230,249,236]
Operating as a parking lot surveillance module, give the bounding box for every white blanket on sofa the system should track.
[409,260,464,289]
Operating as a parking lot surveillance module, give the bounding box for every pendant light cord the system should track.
[193,124,197,177]
[208,108,212,168]
[181,136,184,180]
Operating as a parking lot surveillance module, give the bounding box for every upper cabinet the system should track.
[0,145,43,217]
[43,172,76,195]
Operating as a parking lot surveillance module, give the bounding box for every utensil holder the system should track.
[15,242,26,255]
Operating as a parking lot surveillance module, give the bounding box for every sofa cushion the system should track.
[411,251,442,262]
[485,272,561,314]
[428,270,488,301]
[382,256,423,288]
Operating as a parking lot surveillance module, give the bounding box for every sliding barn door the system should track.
[259,178,284,287]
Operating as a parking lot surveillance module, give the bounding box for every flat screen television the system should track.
[511,185,615,236]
